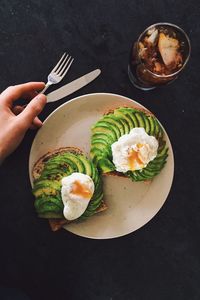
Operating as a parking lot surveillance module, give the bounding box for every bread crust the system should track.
[32,146,107,231]
[32,147,83,181]
[49,199,107,231]
[104,105,154,117]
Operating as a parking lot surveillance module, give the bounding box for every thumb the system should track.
[17,94,47,129]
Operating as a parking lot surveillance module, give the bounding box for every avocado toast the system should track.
[32,147,106,231]
[90,107,168,181]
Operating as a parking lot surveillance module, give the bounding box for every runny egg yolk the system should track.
[61,173,95,220]
[128,144,144,171]
[71,180,92,199]
[111,128,158,173]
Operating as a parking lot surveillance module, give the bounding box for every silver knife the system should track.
[46,69,101,102]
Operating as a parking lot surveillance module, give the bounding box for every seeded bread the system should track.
[90,106,168,182]
[32,147,107,231]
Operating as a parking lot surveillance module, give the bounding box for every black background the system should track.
[0,1,200,299]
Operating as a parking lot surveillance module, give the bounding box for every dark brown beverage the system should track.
[128,23,191,90]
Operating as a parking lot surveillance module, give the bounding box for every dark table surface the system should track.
[0,1,199,300]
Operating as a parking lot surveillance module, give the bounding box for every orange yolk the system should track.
[72,181,92,199]
[128,144,144,170]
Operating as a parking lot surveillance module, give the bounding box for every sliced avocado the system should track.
[135,112,145,128]
[33,150,104,221]
[33,178,60,189]
[98,158,115,173]
[129,144,168,181]
[103,115,125,136]
[119,109,139,128]
[92,124,117,141]
[62,153,85,174]
[114,109,134,131]
[127,170,147,182]
[148,116,156,136]
[37,201,63,214]
[115,116,130,134]
[143,114,151,135]
[153,119,164,141]
[77,154,92,176]
[92,133,114,145]
[33,185,61,201]
[90,146,110,157]
[34,195,63,211]
[33,185,60,198]
[92,177,102,196]
[45,155,78,173]
[90,107,168,180]
[91,138,109,146]
[94,121,120,139]
[129,112,140,128]
[157,144,168,157]
[90,144,111,161]
[146,162,166,173]
[90,160,99,185]
[40,170,66,181]
[77,154,99,186]
[80,192,104,219]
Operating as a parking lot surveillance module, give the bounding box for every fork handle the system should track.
[39,82,51,94]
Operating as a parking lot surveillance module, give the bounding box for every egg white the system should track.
[61,173,94,220]
[111,127,158,173]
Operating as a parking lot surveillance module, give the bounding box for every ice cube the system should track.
[158,32,182,69]
[138,42,147,59]
[147,27,156,36]
[154,62,162,73]
[145,29,158,45]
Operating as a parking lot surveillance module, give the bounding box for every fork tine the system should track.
[55,54,70,74]
[59,57,74,77]
[51,52,67,73]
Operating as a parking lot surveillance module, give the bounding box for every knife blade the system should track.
[46,69,101,103]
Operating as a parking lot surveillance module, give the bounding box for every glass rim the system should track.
[136,22,191,78]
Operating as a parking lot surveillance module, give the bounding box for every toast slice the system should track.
[90,106,168,182]
[103,107,153,181]
[32,147,107,231]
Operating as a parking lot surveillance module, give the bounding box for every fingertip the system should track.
[32,117,43,128]
[39,82,46,88]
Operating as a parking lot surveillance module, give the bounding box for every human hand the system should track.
[0,82,47,161]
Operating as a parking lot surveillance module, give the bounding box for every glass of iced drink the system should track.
[128,23,191,90]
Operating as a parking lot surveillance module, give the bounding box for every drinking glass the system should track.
[128,23,191,90]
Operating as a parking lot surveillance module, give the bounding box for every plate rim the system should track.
[29,92,174,239]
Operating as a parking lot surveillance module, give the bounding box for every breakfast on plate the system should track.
[31,104,169,232]
[90,107,168,181]
[32,147,105,231]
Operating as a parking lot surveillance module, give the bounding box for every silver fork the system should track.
[41,52,74,94]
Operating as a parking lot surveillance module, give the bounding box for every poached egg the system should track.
[61,173,94,220]
[111,127,158,173]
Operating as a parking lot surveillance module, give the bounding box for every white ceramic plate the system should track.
[29,93,174,239]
